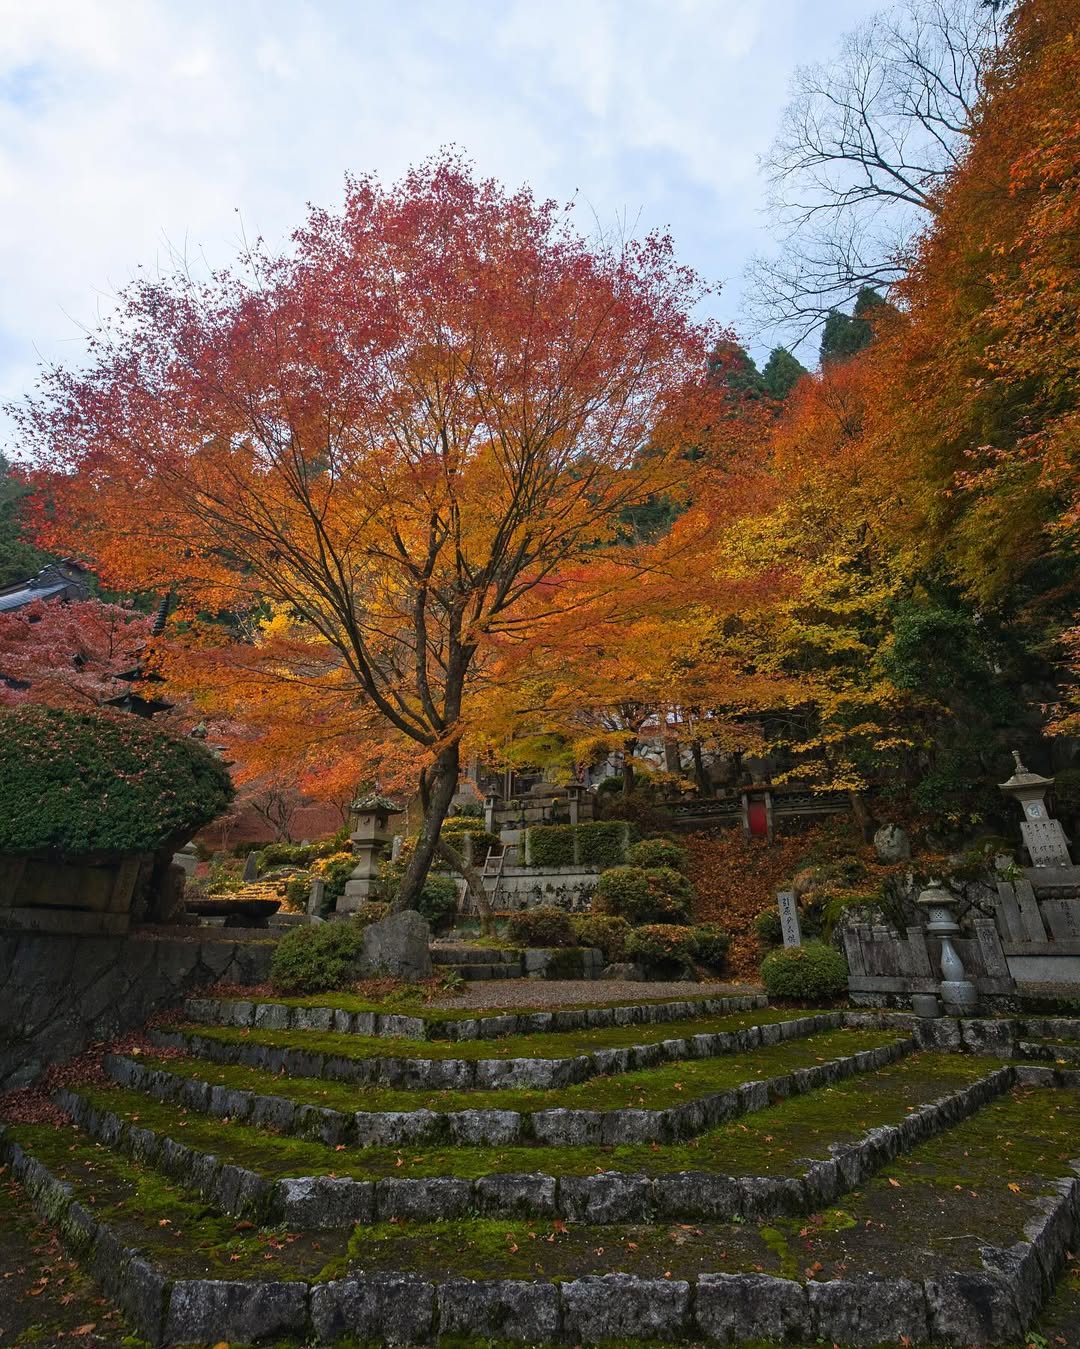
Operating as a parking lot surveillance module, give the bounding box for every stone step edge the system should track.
[102,1036,914,1150]
[844,1011,1080,1057]
[181,992,768,1040]
[54,1066,1015,1230]
[3,1127,1076,1348]
[148,1011,843,1094]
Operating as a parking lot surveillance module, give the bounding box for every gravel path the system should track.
[425,977,761,1010]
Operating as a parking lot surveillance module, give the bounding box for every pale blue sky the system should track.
[0,0,877,423]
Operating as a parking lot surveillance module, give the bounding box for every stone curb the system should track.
[57,1065,1014,1229]
[103,1036,913,1151]
[149,1010,841,1094]
[4,1125,1077,1347]
[182,992,767,1041]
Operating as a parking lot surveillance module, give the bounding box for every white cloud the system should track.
[0,0,879,432]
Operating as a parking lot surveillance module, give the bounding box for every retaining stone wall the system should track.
[4,1126,1077,1347]
[182,991,767,1040]
[56,1066,1014,1229]
[0,929,275,1090]
[152,1010,842,1093]
[103,1034,911,1149]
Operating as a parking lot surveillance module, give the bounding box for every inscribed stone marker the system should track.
[777,890,802,948]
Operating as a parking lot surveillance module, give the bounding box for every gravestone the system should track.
[307,877,326,918]
[242,851,260,882]
[777,891,802,948]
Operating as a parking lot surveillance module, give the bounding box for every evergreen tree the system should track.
[819,288,891,366]
[761,346,807,399]
[0,455,49,588]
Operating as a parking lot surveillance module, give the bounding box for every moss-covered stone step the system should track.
[1017,1039,1080,1065]
[56,1059,1015,1228]
[105,1030,910,1148]
[149,1009,840,1094]
[7,1087,1080,1345]
[182,990,767,1041]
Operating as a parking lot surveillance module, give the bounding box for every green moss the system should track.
[179,1006,822,1065]
[143,1028,900,1116]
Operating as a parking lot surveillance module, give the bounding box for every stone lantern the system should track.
[917,879,978,1015]
[999,751,1072,868]
[339,793,403,913]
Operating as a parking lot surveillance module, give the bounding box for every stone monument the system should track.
[776,890,802,947]
[338,793,404,914]
[999,751,1073,868]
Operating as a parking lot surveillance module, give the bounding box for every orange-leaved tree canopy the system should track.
[14,155,721,910]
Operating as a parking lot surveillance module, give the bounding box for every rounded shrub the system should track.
[416,873,459,932]
[284,872,313,909]
[592,865,691,924]
[506,906,575,949]
[625,923,695,970]
[760,941,848,1001]
[628,837,687,872]
[312,851,359,906]
[571,913,632,962]
[754,909,783,946]
[688,923,730,970]
[0,705,234,859]
[270,919,368,993]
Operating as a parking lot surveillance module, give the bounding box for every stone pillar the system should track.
[917,879,978,1015]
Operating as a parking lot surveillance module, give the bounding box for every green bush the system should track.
[284,872,313,908]
[625,923,695,969]
[207,861,244,895]
[440,818,500,862]
[761,941,848,1001]
[571,913,631,962]
[506,906,575,948]
[628,837,687,872]
[592,865,691,925]
[270,919,368,993]
[526,825,576,867]
[0,705,234,859]
[313,852,358,906]
[356,901,389,926]
[257,838,342,872]
[576,821,628,867]
[688,923,730,970]
[754,909,783,946]
[416,873,459,932]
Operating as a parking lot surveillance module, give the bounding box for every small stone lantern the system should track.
[999,751,1072,868]
[483,786,502,836]
[339,793,403,913]
[917,879,978,1016]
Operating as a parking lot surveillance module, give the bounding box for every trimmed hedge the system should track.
[571,913,632,962]
[627,836,687,872]
[688,923,731,970]
[592,865,692,925]
[526,824,576,867]
[506,906,575,948]
[0,705,234,858]
[625,923,695,968]
[761,941,848,1000]
[270,916,375,993]
[525,821,629,868]
[440,818,500,862]
[754,909,783,946]
[257,838,342,871]
[576,820,628,866]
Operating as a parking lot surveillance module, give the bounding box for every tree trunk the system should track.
[436,838,495,937]
[849,789,875,843]
[690,739,708,795]
[622,738,638,793]
[392,742,460,914]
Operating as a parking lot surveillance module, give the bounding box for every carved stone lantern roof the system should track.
[999,751,1054,797]
[350,793,404,817]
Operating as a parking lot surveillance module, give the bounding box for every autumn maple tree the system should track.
[16,156,720,910]
[0,598,151,709]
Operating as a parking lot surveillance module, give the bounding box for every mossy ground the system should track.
[180,1005,805,1063]
[78,1052,988,1184]
[141,1028,899,1115]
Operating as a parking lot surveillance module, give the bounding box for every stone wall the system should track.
[0,929,274,1091]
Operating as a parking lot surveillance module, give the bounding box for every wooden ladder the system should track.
[479,845,507,910]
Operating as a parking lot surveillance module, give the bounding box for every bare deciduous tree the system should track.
[745,0,1008,347]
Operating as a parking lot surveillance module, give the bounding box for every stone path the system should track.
[425,975,759,1009]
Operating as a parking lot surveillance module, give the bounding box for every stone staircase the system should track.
[430,942,524,980]
[3,994,1080,1346]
